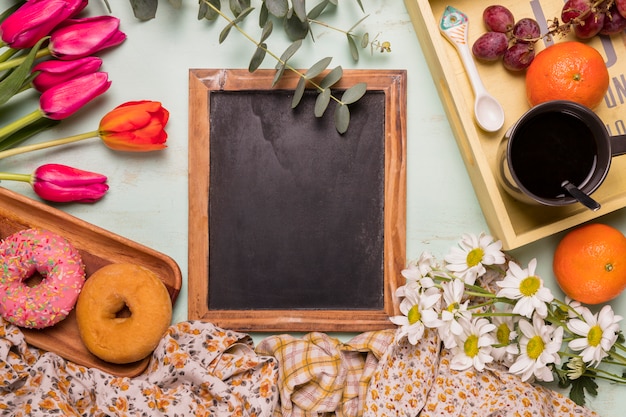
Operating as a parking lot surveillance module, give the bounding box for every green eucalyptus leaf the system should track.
[292,77,307,108]
[341,82,367,104]
[232,6,255,23]
[328,0,338,5]
[348,14,369,32]
[293,0,307,22]
[260,20,273,43]
[249,44,267,72]
[276,39,302,69]
[219,22,235,43]
[199,0,220,21]
[307,0,329,19]
[347,35,359,61]
[0,118,60,151]
[334,103,350,134]
[259,2,269,26]
[273,63,286,86]
[354,0,364,12]
[314,89,331,117]
[0,37,46,107]
[229,0,250,17]
[168,0,182,8]
[320,66,342,89]
[283,7,309,40]
[264,0,288,17]
[305,57,332,79]
[361,32,369,48]
[130,0,157,20]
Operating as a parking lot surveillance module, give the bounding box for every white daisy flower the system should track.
[509,315,563,382]
[397,257,437,298]
[565,356,586,380]
[490,307,519,366]
[450,316,496,372]
[568,304,623,367]
[437,278,471,348]
[390,287,442,345]
[495,259,553,318]
[444,232,506,285]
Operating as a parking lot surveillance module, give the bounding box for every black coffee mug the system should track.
[496,100,626,207]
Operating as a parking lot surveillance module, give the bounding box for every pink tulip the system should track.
[32,57,103,92]
[49,16,127,60]
[32,164,109,203]
[0,0,87,49]
[40,72,111,120]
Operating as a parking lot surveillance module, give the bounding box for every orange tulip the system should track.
[98,100,169,151]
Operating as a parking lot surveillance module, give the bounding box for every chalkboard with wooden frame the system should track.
[188,68,407,332]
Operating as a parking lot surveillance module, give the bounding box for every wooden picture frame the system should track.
[188,68,407,332]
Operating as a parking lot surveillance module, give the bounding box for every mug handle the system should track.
[611,134,626,156]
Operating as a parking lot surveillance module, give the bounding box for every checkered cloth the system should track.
[255,330,396,417]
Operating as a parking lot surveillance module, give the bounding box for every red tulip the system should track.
[32,56,103,92]
[40,72,111,120]
[0,0,87,49]
[49,16,126,60]
[32,164,109,203]
[98,101,169,151]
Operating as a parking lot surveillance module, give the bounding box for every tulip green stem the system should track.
[0,172,31,183]
[0,47,18,63]
[0,47,51,71]
[0,130,99,160]
[0,109,44,141]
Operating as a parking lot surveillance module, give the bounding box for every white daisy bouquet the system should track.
[390,233,626,406]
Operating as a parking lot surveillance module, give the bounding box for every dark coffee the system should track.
[510,112,597,199]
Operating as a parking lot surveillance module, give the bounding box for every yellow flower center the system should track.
[464,334,479,357]
[407,305,421,325]
[526,335,545,359]
[466,248,484,267]
[496,323,510,345]
[519,276,540,297]
[587,325,603,347]
[446,302,460,312]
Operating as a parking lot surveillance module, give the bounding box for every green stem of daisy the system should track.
[608,350,626,365]
[592,368,626,383]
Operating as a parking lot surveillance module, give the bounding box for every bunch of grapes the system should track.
[472,1,626,72]
[472,5,541,71]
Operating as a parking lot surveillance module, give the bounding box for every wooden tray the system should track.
[0,186,182,377]
[404,0,626,249]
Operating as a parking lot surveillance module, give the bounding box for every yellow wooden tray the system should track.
[404,0,626,249]
[0,187,182,377]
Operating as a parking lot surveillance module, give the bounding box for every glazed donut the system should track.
[0,228,85,329]
[76,263,172,364]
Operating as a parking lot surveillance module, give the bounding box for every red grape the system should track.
[512,18,541,42]
[600,5,626,35]
[561,0,592,24]
[503,42,535,71]
[483,5,515,33]
[472,31,509,61]
[617,0,626,18]
[573,10,605,38]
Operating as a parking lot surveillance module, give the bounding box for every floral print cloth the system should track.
[0,320,279,416]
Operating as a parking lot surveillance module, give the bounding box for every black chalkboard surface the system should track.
[208,90,385,310]
[188,69,407,332]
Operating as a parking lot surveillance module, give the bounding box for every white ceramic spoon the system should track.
[439,6,505,133]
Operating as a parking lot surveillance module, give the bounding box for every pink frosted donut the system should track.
[0,228,85,328]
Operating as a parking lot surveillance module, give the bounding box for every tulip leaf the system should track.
[249,44,267,72]
[283,7,309,41]
[0,118,60,151]
[275,39,302,69]
[305,57,332,79]
[198,0,221,20]
[320,66,343,89]
[292,77,307,108]
[314,89,331,118]
[260,20,273,43]
[264,0,288,17]
[0,37,46,108]
[293,0,307,22]
[334,103,350,134]
[347,34,359,61]
[130,0,158,20]
[341,82,367,104]
[307,0,330,20]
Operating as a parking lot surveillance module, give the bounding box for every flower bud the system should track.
[98,101,169,151]
[32,57,103,93]
[40,72,111,120]
[32,164,109,203]
[49,16,126,60]
[0,0,87,49]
